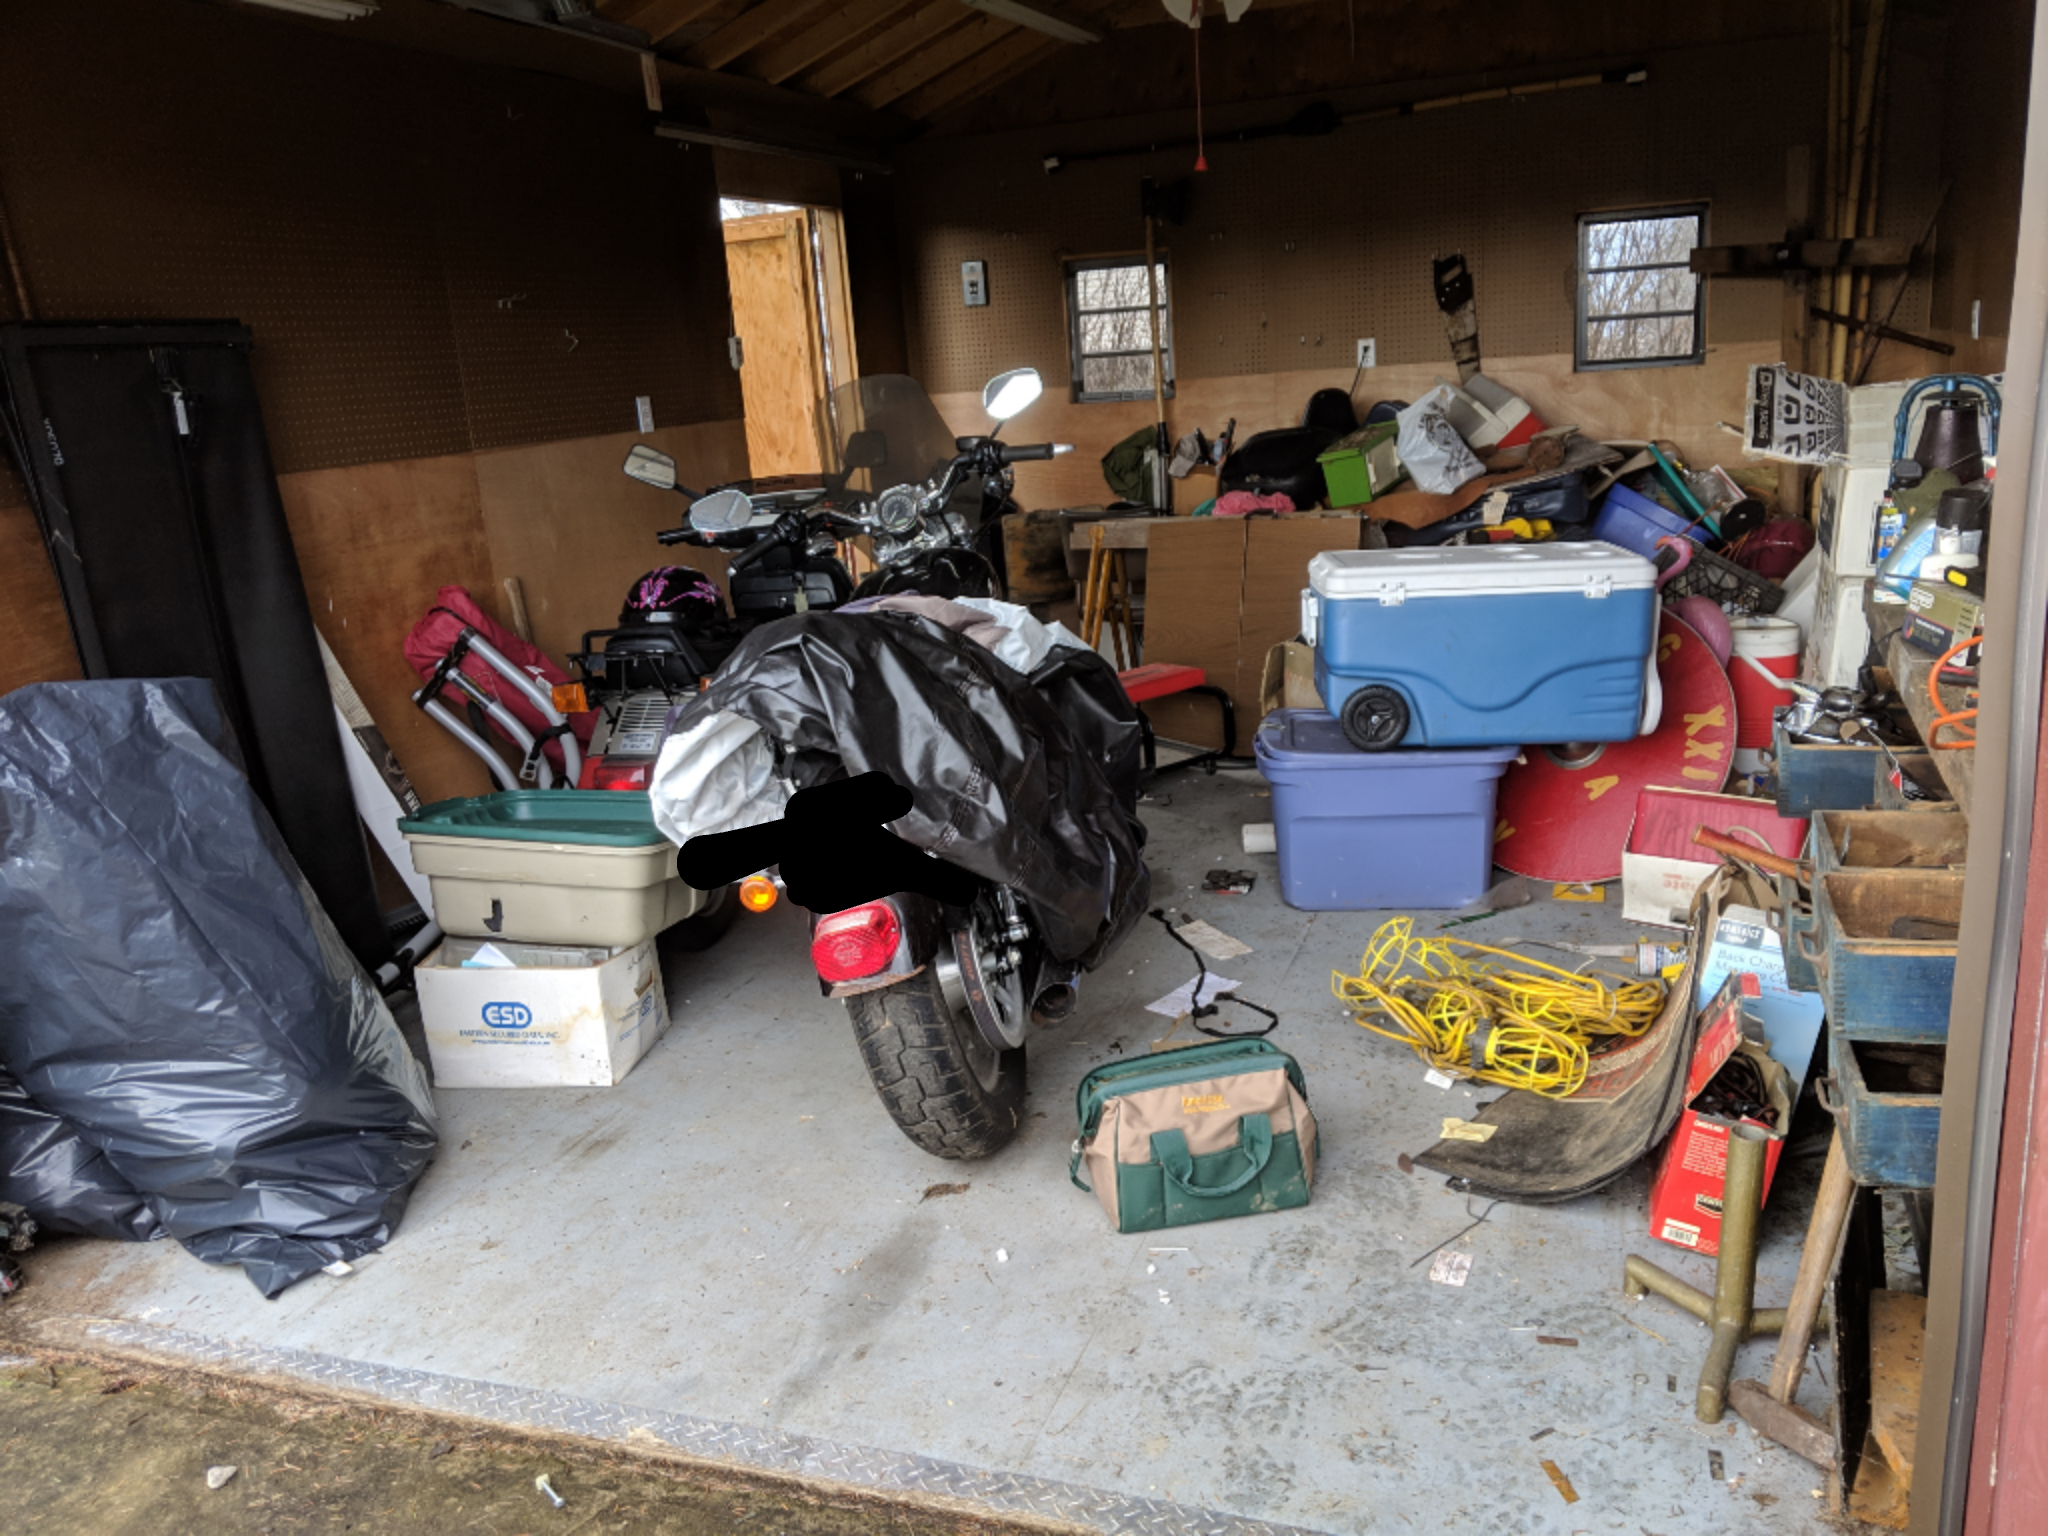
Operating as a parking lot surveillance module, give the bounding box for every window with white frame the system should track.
[1576,206,1707,370]
[1065,257,1173,402]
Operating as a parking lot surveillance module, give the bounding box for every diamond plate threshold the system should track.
[29,1316,1330,1536]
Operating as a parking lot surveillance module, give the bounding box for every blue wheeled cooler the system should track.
[1303,543,1661,751]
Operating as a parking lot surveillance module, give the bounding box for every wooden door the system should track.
[724,211,826,477]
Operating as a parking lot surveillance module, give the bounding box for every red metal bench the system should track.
[1118,663,1237,776]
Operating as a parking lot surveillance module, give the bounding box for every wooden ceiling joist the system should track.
[749,0,921,85]
[798,0,970,98]
[894,27,1054,119]
[610,0,732,46]
[853,12,1012,107]
[691,0,837,72]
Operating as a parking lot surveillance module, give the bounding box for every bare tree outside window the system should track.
[1066,258,1172,402]
[1576,207,1706,370]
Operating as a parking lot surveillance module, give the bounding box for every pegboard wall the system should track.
[0,0,740,492]
[895,25,1950,403]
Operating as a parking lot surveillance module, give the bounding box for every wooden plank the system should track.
[853,13,1011,108]
[1068,516,1168,552]
[749,0,918,84]
[1690,237,1913,276]
[894,28,1057,120]
[0,497,84,693]
[691,0,838,73]
[1888,633,1976,817]
[618,0,735,45]
[1867,1289,1925,1483]
[798,0,966,98]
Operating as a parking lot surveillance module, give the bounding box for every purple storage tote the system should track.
[1253,710,1517,910]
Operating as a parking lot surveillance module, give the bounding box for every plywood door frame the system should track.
[725,209,831,474]
[811,204,860,392]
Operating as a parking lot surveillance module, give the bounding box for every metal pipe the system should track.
[460,630,582,785]
[448,672,554,789]
[1699,1125,1771,1422]
[419,696,519,792]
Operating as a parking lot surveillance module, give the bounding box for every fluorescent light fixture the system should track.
[958,0,1098,44]
[238,0,378,18]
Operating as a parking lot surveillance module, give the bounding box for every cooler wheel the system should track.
[1339,684,1409,752]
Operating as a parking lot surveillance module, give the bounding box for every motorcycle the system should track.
[573,367,1069,790]
[661,605,1148,1163]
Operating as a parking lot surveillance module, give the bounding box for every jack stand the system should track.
[1624,1124,1783,1422]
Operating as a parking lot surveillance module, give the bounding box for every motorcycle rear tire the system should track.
[846,967,1026,1160]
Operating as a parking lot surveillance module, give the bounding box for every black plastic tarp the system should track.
[676,611,1149,967]
[0,1066,162,1243]
[0,680,438,1296]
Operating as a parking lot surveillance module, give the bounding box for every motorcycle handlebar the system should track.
[998,442,1071,464]
[656,527,707,546]
[726,536,775,576]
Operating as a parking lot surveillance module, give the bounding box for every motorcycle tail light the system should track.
[585,759,650,791]
[811,901,902,983]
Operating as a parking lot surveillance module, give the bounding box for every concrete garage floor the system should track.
[9,768,1842,1535]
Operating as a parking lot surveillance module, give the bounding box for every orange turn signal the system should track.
[551,681,589,714]
[738,875,779,914]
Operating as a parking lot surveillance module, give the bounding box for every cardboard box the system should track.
[1143,514,1372,753]
[1621,788,1811,928]
[1696,902,1828,1089]
[415,936,670,1088]
[1650,973,1793,1256]
[1258,640,1324,718]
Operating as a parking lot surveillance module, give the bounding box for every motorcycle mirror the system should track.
[981,367,1043,423]
[624,444,679,491]
[688,487,754,534]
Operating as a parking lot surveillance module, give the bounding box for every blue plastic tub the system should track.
[1254,710,1518,910]
[1590,483,1697,558]
[1306,543,1658,750]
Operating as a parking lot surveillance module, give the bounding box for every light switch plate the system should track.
[1356,338,1377,368]
[727,335,744,370]
[961,260,988,308]
[635,395,654,433]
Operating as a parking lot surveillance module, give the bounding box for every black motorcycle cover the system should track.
[677,612,1149,966]
[0,680,438,1296]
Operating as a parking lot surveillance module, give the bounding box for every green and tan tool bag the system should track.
[1069,1038,1317,1233]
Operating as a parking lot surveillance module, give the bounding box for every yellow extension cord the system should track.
[1330,918,1666,1099]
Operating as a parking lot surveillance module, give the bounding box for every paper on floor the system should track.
[1145,973,1242,1017]
[1175,918,1253,960]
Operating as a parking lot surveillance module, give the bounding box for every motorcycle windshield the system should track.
[820,375,960,497]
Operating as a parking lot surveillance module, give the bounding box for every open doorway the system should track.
[719,198,857,478]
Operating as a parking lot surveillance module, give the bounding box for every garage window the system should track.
[1066,257,1173,402]
[1576,206,1707,370]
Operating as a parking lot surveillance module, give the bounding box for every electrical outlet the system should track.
[1356,338,1377,369]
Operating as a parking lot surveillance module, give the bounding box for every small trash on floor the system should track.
[920,1182,970,1202]
[1536,1335,1579,1347]
[1173,917,1253,960]
[205,1465,239,1490]
[1553,882,1607,902]
[1539,1459,1580,1503]
[1203,869,1257,895]
[1241,822,1276,854]
[1708,1449,1727,1481]
[536,1472,566,1508]
[1427,1250,1473,1286]
[1145,973,1242,1018]
[1529,1426,1555,1442]
[429,1439,453,1460]
[1439,1117,1497,1143]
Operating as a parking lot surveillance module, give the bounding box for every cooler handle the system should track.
[1300,589,1319,647]
[1638,594,1664,736]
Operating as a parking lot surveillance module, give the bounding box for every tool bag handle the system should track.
[1150,1114,1274,1199]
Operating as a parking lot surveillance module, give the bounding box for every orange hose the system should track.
[1929,633,1979,750]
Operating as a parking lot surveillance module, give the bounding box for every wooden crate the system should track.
[1813,808,1969,876]
[1774,720,1890,819]
[1811,869,1963,1042]
[1827,1024,1942,1189]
